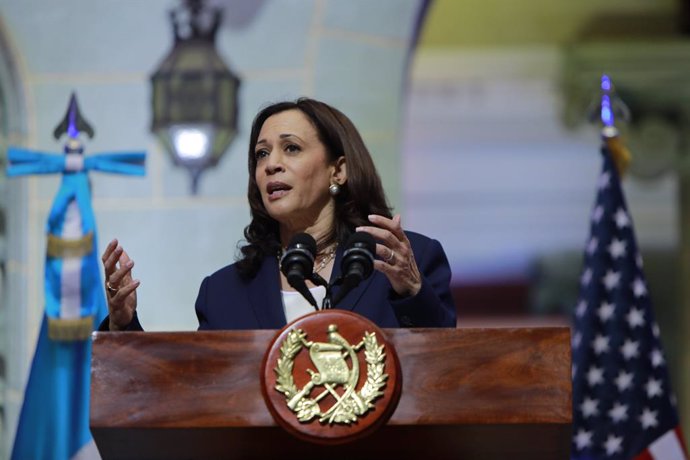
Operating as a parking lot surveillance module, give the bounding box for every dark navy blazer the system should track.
[195,231,456,329]
[107,231,456,330]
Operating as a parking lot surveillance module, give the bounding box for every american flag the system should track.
[571,145,688,460]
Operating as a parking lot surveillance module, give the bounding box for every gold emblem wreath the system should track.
[274,327,388,425]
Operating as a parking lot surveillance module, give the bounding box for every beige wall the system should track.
[0,1,423,456]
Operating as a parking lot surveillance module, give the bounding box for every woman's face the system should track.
[254,109,341,231]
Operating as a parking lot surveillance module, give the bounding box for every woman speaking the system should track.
[101,98,456,330]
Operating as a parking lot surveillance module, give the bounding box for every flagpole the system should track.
[597,74,631,177]
[679,142,690,439]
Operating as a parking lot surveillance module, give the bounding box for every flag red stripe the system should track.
[674,426,689,457]
[635,449,653,460]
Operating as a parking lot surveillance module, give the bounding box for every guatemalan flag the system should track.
[570,134,688,460]
[8,94,145,459]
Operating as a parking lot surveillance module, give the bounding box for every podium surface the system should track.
[91,327,571,459]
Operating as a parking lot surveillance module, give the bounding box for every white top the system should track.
[281,286,327,323]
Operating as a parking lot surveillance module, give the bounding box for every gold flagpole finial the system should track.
[594,74,632,176]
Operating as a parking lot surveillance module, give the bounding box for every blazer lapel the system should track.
[330,244,375,312]
[247,256,287,328]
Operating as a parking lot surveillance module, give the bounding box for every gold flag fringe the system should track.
[47,231,94,258]
[48,316,94,341]
[605,135,632,178]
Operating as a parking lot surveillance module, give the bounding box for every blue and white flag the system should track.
[571,142,688,460]
[9,94,145,459]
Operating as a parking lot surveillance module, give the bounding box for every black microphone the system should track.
[280,233,319,309]
[331,232,375,307]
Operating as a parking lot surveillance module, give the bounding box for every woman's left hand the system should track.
[357,214,422,297]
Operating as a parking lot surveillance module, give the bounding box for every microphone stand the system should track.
[305,232,375,311]
[309,272,333,310]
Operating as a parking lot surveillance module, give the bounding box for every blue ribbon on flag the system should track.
[8,147,145,320]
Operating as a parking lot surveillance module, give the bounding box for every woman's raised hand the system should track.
[356,214,422,297]
[101,239,140,330]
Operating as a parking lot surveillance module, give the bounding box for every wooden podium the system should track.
[90,327,572,459]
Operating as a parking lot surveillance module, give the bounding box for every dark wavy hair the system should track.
[236,98,392,278]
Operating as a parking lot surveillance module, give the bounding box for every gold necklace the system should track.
[313,245,336,273]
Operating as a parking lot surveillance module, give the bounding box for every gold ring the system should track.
[106,281,119,295]
[385,248,395,264]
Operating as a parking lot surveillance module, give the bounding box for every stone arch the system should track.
[0,13,28,456]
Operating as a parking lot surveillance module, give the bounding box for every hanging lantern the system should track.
[151,0,240,194]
